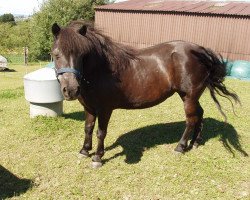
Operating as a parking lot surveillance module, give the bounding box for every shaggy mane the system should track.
[58,20,138,72]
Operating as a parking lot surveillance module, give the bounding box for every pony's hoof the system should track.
[193,142,199,148]
[92,161,102,168]
[174,144,186,153]
[194,138,203,147]
[79,149,90,157]
[92,155,102,168]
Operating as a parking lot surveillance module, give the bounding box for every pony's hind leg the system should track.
[189,103,204,149]
[175,97,202,153]
[80,110,96,157]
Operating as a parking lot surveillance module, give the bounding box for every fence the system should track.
[1,47,28,65]
[1,47,50,66]
[1,54,24,65]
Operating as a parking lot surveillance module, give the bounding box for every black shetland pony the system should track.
[51,21,239,167]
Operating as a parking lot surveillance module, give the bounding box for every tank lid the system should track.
[24,68,57,81]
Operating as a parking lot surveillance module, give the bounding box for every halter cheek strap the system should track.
[55,67,81,79]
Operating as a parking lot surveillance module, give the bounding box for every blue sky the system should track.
[0,0,249,16]
[0,0,42,15]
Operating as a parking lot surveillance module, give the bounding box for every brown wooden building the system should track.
[95,0,250,61]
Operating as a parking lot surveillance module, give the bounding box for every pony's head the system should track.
[51,22,89,100]
[51,20,138,100]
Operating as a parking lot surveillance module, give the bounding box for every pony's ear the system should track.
[52,23,61,37]
[79,25,87,36]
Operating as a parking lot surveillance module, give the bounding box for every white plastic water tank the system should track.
[24,67,64,118]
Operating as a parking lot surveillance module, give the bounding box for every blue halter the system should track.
[55,67,81,79]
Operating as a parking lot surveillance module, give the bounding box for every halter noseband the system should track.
[54,67,90,84]
[55,67,81,79]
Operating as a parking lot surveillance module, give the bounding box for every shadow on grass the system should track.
[104,118,248,164]
[62,111,85,121]
[0,165,32,199]
[0,68,16,72]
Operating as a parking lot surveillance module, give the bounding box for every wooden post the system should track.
[24,47,28,66]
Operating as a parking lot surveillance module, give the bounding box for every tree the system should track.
[29,0,107,61]
[0,13,16,25]
[0,20,31,51]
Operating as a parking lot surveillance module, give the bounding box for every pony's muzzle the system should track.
[62,86,80,100]
[57,71,81,100]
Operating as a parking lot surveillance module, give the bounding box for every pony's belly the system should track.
[120,90,175,109]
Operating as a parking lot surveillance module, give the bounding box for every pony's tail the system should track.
[191,48,240,122]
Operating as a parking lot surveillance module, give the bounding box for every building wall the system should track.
[95,10,250,61]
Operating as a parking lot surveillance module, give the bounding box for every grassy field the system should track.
[0,64,249,199]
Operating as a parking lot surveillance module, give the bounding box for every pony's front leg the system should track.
[92,110,112,168]
[80,110,96,157]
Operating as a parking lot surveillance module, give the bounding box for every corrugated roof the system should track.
[95,0,250,16]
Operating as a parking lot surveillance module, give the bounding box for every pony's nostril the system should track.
[63,87,67,93]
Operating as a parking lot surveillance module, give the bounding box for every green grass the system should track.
[0,87,24,99]
[0,64,249,199]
